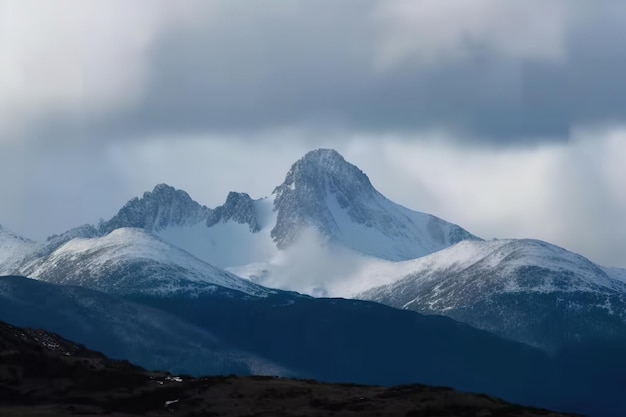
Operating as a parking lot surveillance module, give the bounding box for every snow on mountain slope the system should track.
[358,239,626,350]
[98,184,211,234]
[87,149,478,273]
[4,148,479,298]
[156,196,278,268]
[602,266,626,284]
[94,184,278,268]
[271,149,479,261]
[0,225,41,275]
[229,232,626,299]
[18,228,271,297]
[218,149,478,296]
[227,228,382,297]
[361,238,626,301]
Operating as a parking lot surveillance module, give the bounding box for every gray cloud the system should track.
[1,1,625,270]
[19,0,619,147]
[0,143,129,239]
[565,4,626,127]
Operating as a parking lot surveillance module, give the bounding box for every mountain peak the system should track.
[148,183,190,200]
[269,149,477,256]
[274,148,375,197]
[152,182,175,192]
[300,148,346,164]
[271,149,380,248]
[99,184,209,234]
[206,191,261,232]
[0,224,31,243]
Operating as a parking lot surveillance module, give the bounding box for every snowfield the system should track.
[358,239,626,307]
[0,225,41,275]
[157,197,278,268]
[18,228,272,297]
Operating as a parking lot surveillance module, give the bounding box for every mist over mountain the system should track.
[96,149,479,269]
[2,148,625,314]
[1,148,626,416]
[271,149,479,256]
[0,149,483,296]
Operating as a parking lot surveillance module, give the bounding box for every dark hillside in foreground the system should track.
[0,274,551,403]
[123,289,626,417]
[4,275,625,416]
[0,276,280,377]
[128,288,557,406]
[0,320,578,417]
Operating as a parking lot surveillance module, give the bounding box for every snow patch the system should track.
[358,239,626,312]
[603,266,626,284]
[21,228,270,297]
[157,197,278,268]
[0,226,41,275]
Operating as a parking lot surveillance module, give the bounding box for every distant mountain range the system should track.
[1,148,626,417]
[2,148,624,347]
[358,238,626,350]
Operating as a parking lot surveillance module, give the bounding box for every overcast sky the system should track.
[1,0,625,267]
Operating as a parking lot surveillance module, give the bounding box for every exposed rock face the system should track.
[42,224,100,255]
[99,184,211,234]
[271,149,478,259]
[207,192,261,232]
[272,149,377,247]
[99,185,262,235]
[21,150,477,267]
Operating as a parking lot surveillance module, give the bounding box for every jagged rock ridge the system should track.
[207,192,261,232]
[99,184,211,233]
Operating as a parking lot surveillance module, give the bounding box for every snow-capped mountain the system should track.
[357,239,626,350]
[88,149,478,271]
[1,222,272,298]
[3,148,626,354]
[271,149,479,259]
[3,148,626,416]
[18,228,271,297]
[99,184,211,233]
[93,183,276,268]
[0,225,41,275]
